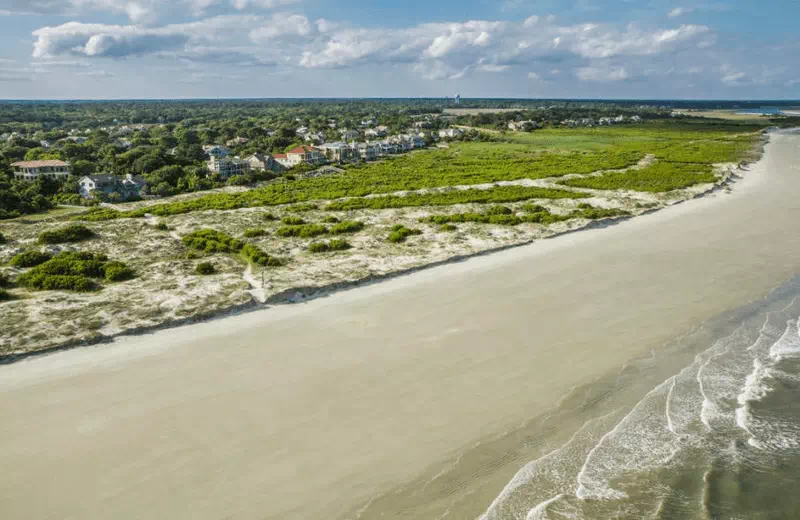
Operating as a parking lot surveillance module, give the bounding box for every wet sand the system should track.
[2,131,800,519]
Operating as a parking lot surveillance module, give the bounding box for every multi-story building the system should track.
[318,142,359,163]
[11,160,71,182]
[207,156,249,178]
[274,145,325,168]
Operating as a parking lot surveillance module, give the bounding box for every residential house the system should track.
[226,137,249,147]
[414,120,433,129]
[318,142,358,163]
[508,120,538,132]
[67,136,88,144]
[356,143,379,161]
[365,126,388,138]
[78,173,148,201]
[246,153,274,171]
[11,160,71,182]
[295,126,309,136]
[114,138,133,149]
[274,145,325,168]
[438,128,464,139]
[360,118,377,127]
[578,118,596,127]
[304,132,325,143]
[203,145,231,159]
[207,156,249,179]
[339,129,360,141]
[631,115,642,122]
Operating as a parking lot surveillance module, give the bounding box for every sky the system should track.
[0,0,797,100]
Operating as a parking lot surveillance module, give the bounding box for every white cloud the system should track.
[249,13,311,41]
[527,71,540,80]
[668,7,694,18]
[576,63,629,82]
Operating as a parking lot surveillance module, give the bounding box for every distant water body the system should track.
[737,107,787,115]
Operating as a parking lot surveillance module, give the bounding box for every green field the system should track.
[73,124,761,221]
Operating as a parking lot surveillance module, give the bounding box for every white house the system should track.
[340,129,360,140]
[318,142,358,163]
[365,127,388,138]
[274,145,325,168]
[508,121,538,132]
[226,137,249,147]
[207,156,249,179]
[356,143,379,161]
[11,160,71,182]
[304,132,325,143]
[438,128,464,139]
[79,173,148,200]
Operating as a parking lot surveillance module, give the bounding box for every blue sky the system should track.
[0,0,797,99]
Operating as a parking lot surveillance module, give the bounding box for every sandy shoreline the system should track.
[2,131,798,520]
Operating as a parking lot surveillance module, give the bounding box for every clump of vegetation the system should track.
[286,203,318,212]
[38,224,95,244]
[75,208,123,222]
[308,239,352,253]
[559,162,717,192]
[263,213,277,221]
[322,216,340,224]
[102,261,135,282]
[0,232,6,244]
[388,225,423,243]
[182,229,243,253]
[330,220,364,235]
[182,229,282,266]
[440,224,458,232]
[154,222,169,231]
[10,250,53,268]
[0,272,12,288]
[0,288,10,301]
[275,224,329,238]
[16,252,133,292]
[281,216,306,225]
[572,203,629,220]
[195,262,216,275]
[422,204,628,227]
[243,228,267,238]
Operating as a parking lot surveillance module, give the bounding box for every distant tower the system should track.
[454,94,461,105]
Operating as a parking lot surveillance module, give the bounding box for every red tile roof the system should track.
[287,145,316,155]
[12,160,70,168]
[273,154,288,159]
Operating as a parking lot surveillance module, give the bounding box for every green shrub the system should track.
[38,224,95,244]
[322,216,340,223]
[275,224,328,238]
[0,232,6,244]
[154,222,169,231]
[195,262,216,275]
[16,252,131,292]
[330,220,364,235]
[281,216,305,225]
[243,228,267,238]
[440,224,458,232]
[182,229,243,254]
[484,205,513,216]
[75,208,122,222]
[263,213,277,221]
[186,251,201,260]
[241,243,283,266]
[388,225,423,243]
[0,288,10,301]
[10,250,52,268]
[286,203,318,212]
[559,162,717,192]
[309,239,352,253]
[103,261,135,282]
[0,272,11,288]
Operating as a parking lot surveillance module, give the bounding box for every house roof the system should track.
[83,174,118,184]
[273,153,288,159]
[287,145,316,154]
[247,153,271,162]
[12,160,70,168]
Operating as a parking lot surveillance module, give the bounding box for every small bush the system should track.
[182,229,243,254]
[154,222,169,231]
[38,224,95,244]
[286,203,318,212]
[484,205,513,216]
[281,216,305,225]
[0,288,10,301]
[388,225,422,243]
[322,216,340,224]
[309,239,351,253]
[263,213,277,221]
[243,228,267,238]
[330,220,364,235]
[103,261,135,282]
[186,251,201,260]
[10,250,53,268]
[19,273,97,292]
[275,224,328,238]
[241,243,283,266]
[195,262,216,275]
[0,232,6,244]
[440,224,458,232]
[0,272,11,288]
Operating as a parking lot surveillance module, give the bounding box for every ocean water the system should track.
[476,277,800,519]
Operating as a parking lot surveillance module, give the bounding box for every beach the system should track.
[2,129,800,519]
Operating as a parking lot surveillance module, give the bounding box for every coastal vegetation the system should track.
[181,228,282,266]
[38,224,95,244]
[243,228,267,238]
[276,223,329,238]
[0,232,5,243]
[560,162,717,192]
[16,252,134,292]
[308,239,352,253]
[195,262,216,275]
[10,250,53,268]
[330,220,364,234]
[388,225,423,243]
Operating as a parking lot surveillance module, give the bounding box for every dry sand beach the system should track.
[2,129,800,519]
